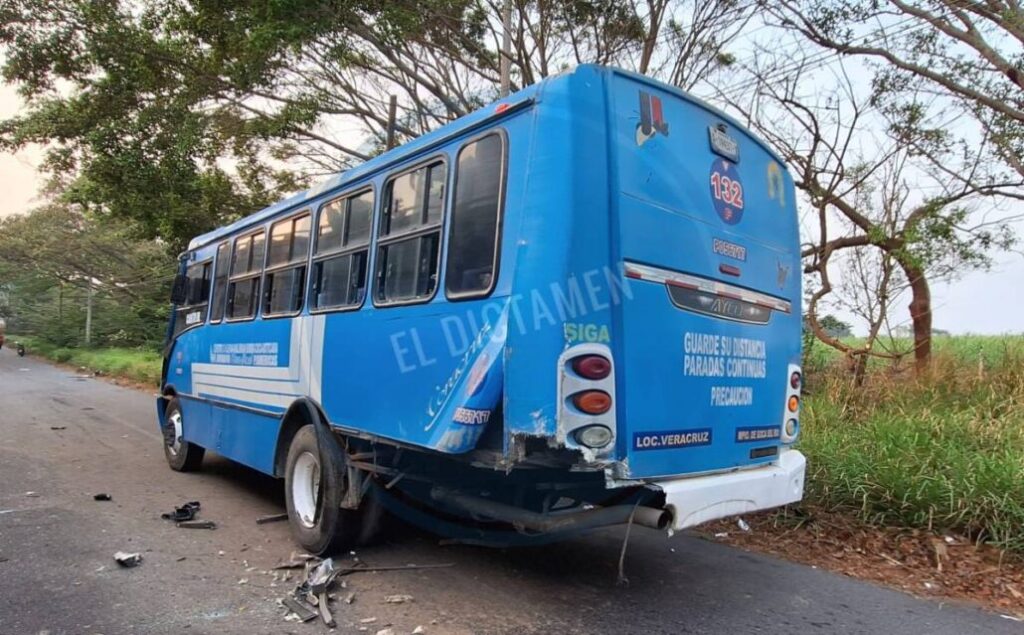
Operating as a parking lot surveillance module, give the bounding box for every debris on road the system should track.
[114,551,143,568]
[277,552,451,628]
[93,493,112,501]
[737,517,751,532]
[256,512,289,525]
[177,520,216,530]
[161,500,201,522]
[24,492,39,498]
[281,597,318,623]
[50,426,66,431]
[274,551,316,569]
[412,626,426,634]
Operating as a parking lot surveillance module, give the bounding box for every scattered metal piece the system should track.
[93,493,112,501]
[50,426,66,431]
[24,492,39,498]
[256,512,289,525]
[317,591,335,628]
[360,617,378,624]
[282,597,318,623]
[385,594,413,604]
[114,551,143,568]
[161,501,201,522]
[176,520,216,530]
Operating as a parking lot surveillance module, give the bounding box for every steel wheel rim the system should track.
[292,451,321,529]
[166,410,183,456]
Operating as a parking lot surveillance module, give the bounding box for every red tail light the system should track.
[572,355,611,380]
[790,371,802,390]
[573,390,612,415]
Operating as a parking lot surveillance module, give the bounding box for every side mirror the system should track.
[170,273,188,305]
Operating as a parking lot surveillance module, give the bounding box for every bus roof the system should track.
[188,64,786,252]
[188,81,545,251]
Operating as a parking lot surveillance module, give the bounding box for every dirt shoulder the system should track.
[702,508,1024,619]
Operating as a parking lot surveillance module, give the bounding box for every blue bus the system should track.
[160,65,805,554]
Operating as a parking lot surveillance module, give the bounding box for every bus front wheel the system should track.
[284,424,365,555]
[162,397,205,472]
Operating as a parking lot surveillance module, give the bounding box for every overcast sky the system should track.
[1,80,1020,335]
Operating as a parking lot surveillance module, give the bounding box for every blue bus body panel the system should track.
[606,71,801,478]
[164,65,801,483]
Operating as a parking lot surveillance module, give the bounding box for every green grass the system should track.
[799,336,1024,553]
[13,335,162,387]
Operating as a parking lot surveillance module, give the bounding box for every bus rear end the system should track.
[605,71,804,527]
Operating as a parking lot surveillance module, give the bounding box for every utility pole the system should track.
[499,0,512,98]
[84,281,93,346]
[386,95,398,150]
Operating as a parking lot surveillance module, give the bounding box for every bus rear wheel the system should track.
[162,397,205,472]
[284,424,367,556]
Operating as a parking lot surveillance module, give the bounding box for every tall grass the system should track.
[800,336,1024,552]
[12,335,162,386]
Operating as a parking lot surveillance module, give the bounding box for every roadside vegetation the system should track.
[13,335,162,387]
[800,335,1024,554]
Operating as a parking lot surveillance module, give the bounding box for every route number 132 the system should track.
[710,171,744,208]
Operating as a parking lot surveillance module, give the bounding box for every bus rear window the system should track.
[446,133,505,298]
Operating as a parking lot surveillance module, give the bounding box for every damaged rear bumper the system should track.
[651,449,806,531]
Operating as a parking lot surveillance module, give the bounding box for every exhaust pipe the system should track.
[430,487,671,534]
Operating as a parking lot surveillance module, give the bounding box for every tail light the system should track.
[572,355,611,380]
[573,390,612,415]
[787,395,800,413]
[790,371,801,390]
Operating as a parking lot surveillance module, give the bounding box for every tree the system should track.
[723,55,1020,372]
[0,0,411,249]
[765,0,1024,185]
[0,205,174,346]
[817,314,852,338]
[0,1,754,250]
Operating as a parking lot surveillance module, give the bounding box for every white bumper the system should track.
[651,450,806,531]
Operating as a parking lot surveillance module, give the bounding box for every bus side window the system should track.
[174,259,211,335]
[226,230,265,320]
[446,133,505,298]
[264,212,311,316]
[375,160,446,305]
[209,241,230,323]
[311,189,373,310]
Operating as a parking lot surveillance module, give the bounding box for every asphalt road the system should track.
[0,346,1018,635]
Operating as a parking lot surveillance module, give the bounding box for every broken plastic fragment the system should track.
[385,594,414,604]
[114,552,143,568]
[737,518,751,532]
[93,493,112,501]
[161,501,201,522]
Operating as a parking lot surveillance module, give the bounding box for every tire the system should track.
[161,397,205,472]
[284,424,367,555]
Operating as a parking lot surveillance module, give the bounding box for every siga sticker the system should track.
[709,159,744,225]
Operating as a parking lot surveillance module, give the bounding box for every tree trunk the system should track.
[901,261,932,374]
